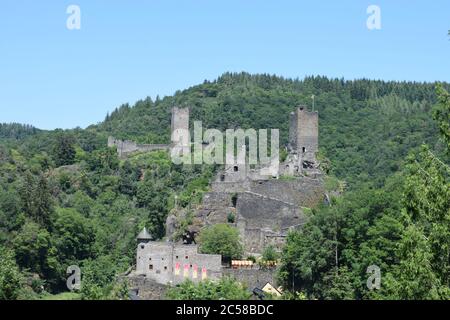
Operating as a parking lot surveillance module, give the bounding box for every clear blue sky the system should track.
[1,0,449,129]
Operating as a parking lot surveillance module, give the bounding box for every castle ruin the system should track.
[113,104,324,256]
[166,105,324,255]
[127,104,325,297]
[107,137,169,159]
[284,106,319,175]
[108,107,190,159]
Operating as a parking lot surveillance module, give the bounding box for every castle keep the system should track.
[284,106,319,176]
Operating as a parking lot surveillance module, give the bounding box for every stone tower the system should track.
[170,107,190,160]
[288,106,319,165]
[137,227,153,244]
[171,107,190,139]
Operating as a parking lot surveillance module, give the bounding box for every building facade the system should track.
[135,233,222,285]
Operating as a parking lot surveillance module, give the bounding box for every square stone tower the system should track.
[288,106,318,163]
[171,107,190,159]
[171,107,190,138]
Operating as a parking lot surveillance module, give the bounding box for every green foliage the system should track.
[13,221,53,276]
[0,246,24,300]
[53,208,96,263]
[279,84,450,300]
[324,176,341,192]
[279,176,406,299]
[0,73,449,300]
[80,256,128,300]
[199,224,243,260]
[261,245,280,263]
[96,73,446,189]
[19,172,53,227]
[166,277,251,300]
[321,267,355,300]
[377,225,444,299]
[0,123,39,140]
[53,132,76,167]
[433,84,450,151]
[227,212,235,223]
[40,291,81,300]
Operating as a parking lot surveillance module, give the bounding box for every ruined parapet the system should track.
[108,136,169,158]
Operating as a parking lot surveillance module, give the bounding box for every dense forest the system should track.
[0,73,448,299]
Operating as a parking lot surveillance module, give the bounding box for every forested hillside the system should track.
[0,124,40,140]
[0,73,448,300]
[99,73,446,187]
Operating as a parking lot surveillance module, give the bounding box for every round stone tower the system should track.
[136,227,153,244]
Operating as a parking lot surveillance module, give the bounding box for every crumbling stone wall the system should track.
[223,268,278,290]
[195,192,236,225]
[108,107,189,159]
[108,136,169,158]
[235,191,307,254]
[248,178,325,208]
[236,192,303,232]
[126,275,168,300]
[194,172,325,254]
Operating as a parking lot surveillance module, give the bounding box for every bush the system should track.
[261,245,280,266]
[166,277,251,300]
[0,247,24,300]
[227,212,235,223]
[198,224,243,260]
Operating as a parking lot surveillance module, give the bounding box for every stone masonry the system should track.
[107,137,169,159]
[112,104,324,256]
[133,239,222,285]
[108,106,189,159]
[189,105,325,255]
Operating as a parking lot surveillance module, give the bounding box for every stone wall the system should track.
[108,107,189,159]
[248,177,324,208]
[236,192,302,232]
[211,180,250,193]
[126,269,278,300]
[196,174,324,254]
[108,136,169,158]
[223,268,278,290]
[235,190,307,254]
[195,192,235,225]
[171,107,189,135]
[126,275,168,300]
